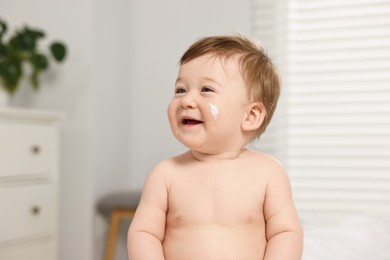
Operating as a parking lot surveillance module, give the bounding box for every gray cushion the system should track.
[97,190,142,215]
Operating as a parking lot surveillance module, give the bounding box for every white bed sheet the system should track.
[302,213,390,260]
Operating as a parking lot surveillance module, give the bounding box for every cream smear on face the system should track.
[209,103,219,120]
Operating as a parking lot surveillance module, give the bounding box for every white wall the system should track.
[0,0,250,259]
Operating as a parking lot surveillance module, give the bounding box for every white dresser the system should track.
[0,108,60,260]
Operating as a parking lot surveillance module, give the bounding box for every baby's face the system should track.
[167,54,250,154]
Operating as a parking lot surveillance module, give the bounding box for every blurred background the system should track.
[1,0,389,260]
[1,0,251,259]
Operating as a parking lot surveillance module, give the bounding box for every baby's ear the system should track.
[241,102,266,132]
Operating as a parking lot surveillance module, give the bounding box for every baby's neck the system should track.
[190,148,246,162]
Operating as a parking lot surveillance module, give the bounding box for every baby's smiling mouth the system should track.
[182,118,203,125]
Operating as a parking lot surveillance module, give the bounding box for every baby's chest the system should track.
[167,172,266,226]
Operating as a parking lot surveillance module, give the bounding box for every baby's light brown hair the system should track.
[180,34,281,140]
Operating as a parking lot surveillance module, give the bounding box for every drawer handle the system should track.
[31,205,41,216]
[31,145,41,155]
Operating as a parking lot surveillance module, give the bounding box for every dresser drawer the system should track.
[0,240,55,260]
[0,184,55,243]
[0,123,57,178]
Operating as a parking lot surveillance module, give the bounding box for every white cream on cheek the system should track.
[209,103,219,120]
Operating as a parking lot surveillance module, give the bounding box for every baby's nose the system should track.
[180,92,197,108]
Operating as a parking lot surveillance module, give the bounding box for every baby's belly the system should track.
[163,225,266,260]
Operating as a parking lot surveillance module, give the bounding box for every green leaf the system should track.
[0,19,7,40]
[25,26,45,40]
[0,43,7,57]
[1,60,22,79]
[31,53,49,70]
[18,32,36,51]
[1,81,17,94]
[0,60,22,94]
[30,69,39,90]
[50,42,66,62]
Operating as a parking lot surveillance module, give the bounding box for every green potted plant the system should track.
[0,18,67,97]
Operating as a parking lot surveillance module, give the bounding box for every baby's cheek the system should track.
[209,103,219,120]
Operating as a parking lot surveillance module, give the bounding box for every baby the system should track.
[128,34,303,260]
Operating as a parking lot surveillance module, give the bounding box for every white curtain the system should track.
[251,0,390,217]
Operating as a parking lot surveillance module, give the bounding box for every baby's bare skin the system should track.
[129,149,301,260]
[163,150,267,259]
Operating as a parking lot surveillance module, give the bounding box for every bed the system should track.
[301,212,390,259]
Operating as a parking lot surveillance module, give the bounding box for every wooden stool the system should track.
[97,190,142,260]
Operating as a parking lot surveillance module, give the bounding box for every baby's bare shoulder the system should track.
[244,149,284,167]
[242,149,287,179]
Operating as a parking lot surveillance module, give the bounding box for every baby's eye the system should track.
[201,86,214,92]
[175,87,186,94]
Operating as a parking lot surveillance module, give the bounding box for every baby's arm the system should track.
[263,162,303,260]
[127,162,169,260]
